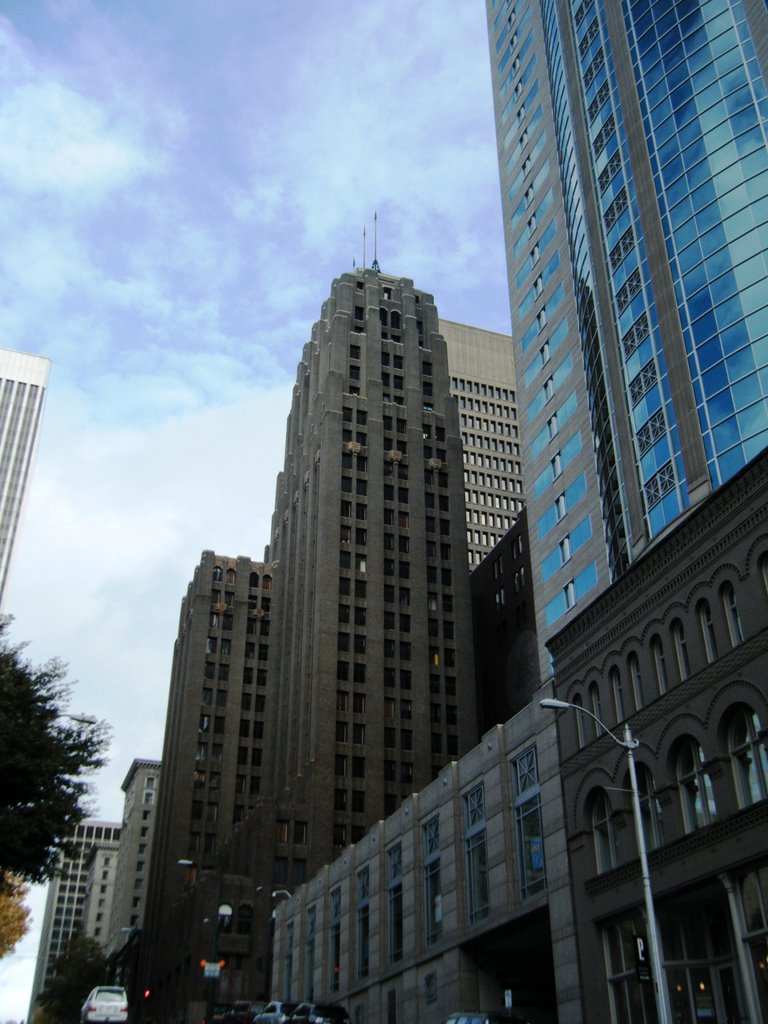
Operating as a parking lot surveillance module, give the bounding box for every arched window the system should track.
[697,599,717,663]
[677,738,716,832]
[212,566,223,582]
[671,618,690,680]
[628,653,644,709]
[610,667,626,721]
[390,310,401,330]
[729,708,768,807]
[760,553,768,600]
[226,567,237,585]
[380,308,389,326]
[249,572,259,588]
[572,693,585,747]
[720,582,744,647]
[592,790,617,872]
[588,682,603,738]
[636,764,663,851]
[650,635,668,694]
[263,574,272,591]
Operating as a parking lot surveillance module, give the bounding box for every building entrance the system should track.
[661,892,746,1024]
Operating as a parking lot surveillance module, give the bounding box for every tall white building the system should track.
[28,819,121,1019]
[441,319,524,567]
[0,348,50,608]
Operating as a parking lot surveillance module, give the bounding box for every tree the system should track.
[0,621,110,884]
[0,871,30,958]
[37,932,107,1023]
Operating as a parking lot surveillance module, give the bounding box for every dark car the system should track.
[254,1002,299,1024]
[441,1014,530,1024]
[221,1002,266,1024]
[288,1004,351,1024]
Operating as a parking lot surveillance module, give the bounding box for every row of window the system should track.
[211,566,272,589]
[590,707,768,876]
[288,745,543,998]
[573,580,750,731]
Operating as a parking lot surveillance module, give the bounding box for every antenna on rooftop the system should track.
[372,210,380,272]
[363,225,367,270]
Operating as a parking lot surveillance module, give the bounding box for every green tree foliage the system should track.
[0,621,109,884]
[38,932,108,1023]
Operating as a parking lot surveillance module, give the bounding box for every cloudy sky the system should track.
[0,0,509,1015]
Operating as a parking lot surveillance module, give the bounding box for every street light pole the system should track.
[540,698,673,1024]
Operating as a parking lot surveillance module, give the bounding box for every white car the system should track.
[81,986,129,1024]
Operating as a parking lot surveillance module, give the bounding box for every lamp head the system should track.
[540,698,571,710]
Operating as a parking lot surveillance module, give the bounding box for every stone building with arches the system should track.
[547,449,768,1023]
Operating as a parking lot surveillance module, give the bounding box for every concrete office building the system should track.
[28,819,121,1019]
[485,0,768,670]
[271,705,562,1024]
[0,347,50,608]
[440,320,524,567]
[142,270,484,1022]
[470,509,539,732]
[82,838,121,945]
[141,555,274,1013]
[106,759,160,957]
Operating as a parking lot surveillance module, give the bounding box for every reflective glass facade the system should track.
[627,0,768,487]
[487,0,612,670]
[487,0,768,640]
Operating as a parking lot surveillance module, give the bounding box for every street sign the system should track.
[203,962,221,979]
[634,934,652,983]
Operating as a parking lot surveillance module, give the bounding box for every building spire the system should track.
[372,210,380,272]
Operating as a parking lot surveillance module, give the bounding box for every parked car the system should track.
[254,1001,299,1024]
[441,1014,530,1024]
[221,1001,266,1024]
[288,1003,351,1024]
[80,986,129,1024]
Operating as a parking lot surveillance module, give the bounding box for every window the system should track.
[697,599,718,663]
[423,817,442,944]
[572,693,586,747]
[628,653,644,709]
[721,582,744,647]
[592,790,617,872]
[463,785,489,923]
[356,867,370,978]
[610,667,625,722]
[677,738,716,832]
[671,619,690,680]
[305,906,316,1002]
[588,682,603,738]
[650,635,668,693]
[512,748,546,897]
[636,764,663,851]
[387,845,403,962]
[729,708,768,807]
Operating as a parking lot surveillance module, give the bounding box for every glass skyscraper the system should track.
[486,0,768,659]
[0,347,50,608]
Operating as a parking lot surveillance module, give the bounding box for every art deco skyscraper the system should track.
[486,0,768,658]
[142,270,480,1019]
[263,269,478,868]
[0,348,50,608]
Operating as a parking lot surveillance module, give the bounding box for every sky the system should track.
[0,1,510,1017]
